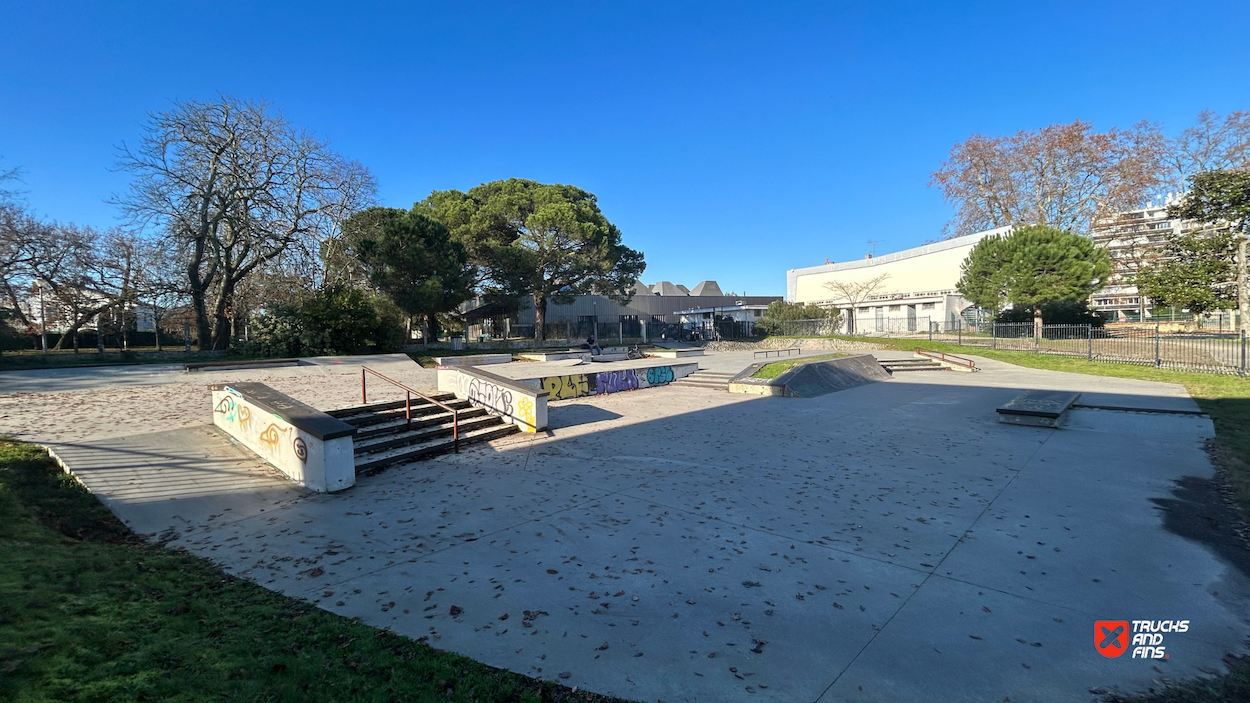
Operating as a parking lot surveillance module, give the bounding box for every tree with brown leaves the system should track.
[931,120,1163,238]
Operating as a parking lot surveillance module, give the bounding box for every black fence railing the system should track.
[916,321,1248,375]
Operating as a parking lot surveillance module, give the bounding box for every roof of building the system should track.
[786,227,1011,279]
[676,303,767,314]
[650,281,687,296]
[688,280,723,297]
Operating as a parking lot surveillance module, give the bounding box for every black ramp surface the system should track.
[784,355,891,397]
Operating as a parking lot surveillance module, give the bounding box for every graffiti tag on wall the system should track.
[214,392,306,464]
[534,365,681,400]
[645,366,675,386]
[467,378,514,416]
[543,374,589,400]
[595,369,639,394]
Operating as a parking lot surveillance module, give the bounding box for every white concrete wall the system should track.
[211,389,355,493]
[787,227,1010,306]
[437,367,548,433]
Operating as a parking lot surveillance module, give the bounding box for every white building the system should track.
[786,226,1011,333]
[1089,199,1232,318]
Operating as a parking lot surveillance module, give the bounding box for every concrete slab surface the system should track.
[44,426,305,537]
[10,349,1250,702]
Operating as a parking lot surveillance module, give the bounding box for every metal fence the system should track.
[914,321,1249,375]
[510,320,646,343]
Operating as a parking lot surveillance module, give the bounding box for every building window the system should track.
[618,315,638,322]
[888,305,901,312]
[753,309,762,317]
[921,302,935,310]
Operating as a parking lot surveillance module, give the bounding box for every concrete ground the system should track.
[5,351,1249,702]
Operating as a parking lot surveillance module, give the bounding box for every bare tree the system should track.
[1161,110,1250,194]
[0,166,42,327]
[115,96,376,350]
[931,120,1164,238]
[822,273,891,335]
[133,239,187,351]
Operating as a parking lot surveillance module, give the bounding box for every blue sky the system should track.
[2,1,1248,296]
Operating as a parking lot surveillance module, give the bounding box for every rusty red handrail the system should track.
[361,367,458,453]
[915,348,977,371]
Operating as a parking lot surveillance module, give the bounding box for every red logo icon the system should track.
[1095,620,1129,658]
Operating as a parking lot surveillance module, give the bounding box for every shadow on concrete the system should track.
[47,367,1250,703]
[544,403,624,429]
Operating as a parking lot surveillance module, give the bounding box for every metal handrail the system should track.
[754,346,801,359]
[361,367,459,453]
[915,348,977,371]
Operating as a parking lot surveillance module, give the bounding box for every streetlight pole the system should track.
[36,281,47,355]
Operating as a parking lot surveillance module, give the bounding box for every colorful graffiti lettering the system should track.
[542,374,589,400]
[646,366,675,386]
[292,437,308,461]
[595,369,639,394]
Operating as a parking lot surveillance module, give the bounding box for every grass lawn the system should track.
[751,353,846,380]
[0,439,630,703]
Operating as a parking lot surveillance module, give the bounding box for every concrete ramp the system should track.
[784,354,892,397]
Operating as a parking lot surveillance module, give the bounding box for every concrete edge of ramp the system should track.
[729,353,891,397]
[40,425,309,537]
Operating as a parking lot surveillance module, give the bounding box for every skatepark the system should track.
[2,348,1247,702]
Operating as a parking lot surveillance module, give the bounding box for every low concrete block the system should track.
[437,366,548,432]
[209,383,356,492]
[513,362,700,400]
[647,348,704,358]
[431,353,512,367]
[997,390,1081,428]
[516,351,592,362]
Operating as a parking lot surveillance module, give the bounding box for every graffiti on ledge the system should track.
[466,377,515,417]
[214,392,304,464]
[535,365,682,400]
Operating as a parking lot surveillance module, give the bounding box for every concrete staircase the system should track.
[327,394,518,474]
[875,357,948,373]
[671,369,736,391]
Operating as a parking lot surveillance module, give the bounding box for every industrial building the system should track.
[786,226,1011,333]
[462,281,781,341]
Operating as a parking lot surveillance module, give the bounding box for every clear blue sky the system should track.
[2,1,1248,296]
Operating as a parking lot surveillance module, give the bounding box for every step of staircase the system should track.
[326,393,459,420]
[353,407,490,440]
[353,421,519,475]
[877,358,948,372]
[333,398,473,428]
[353,412,504,454]
[671,370,736,391]
[329,392,521,475]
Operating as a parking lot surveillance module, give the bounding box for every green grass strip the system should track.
[0,438,630,703]
[751,353,846,379]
